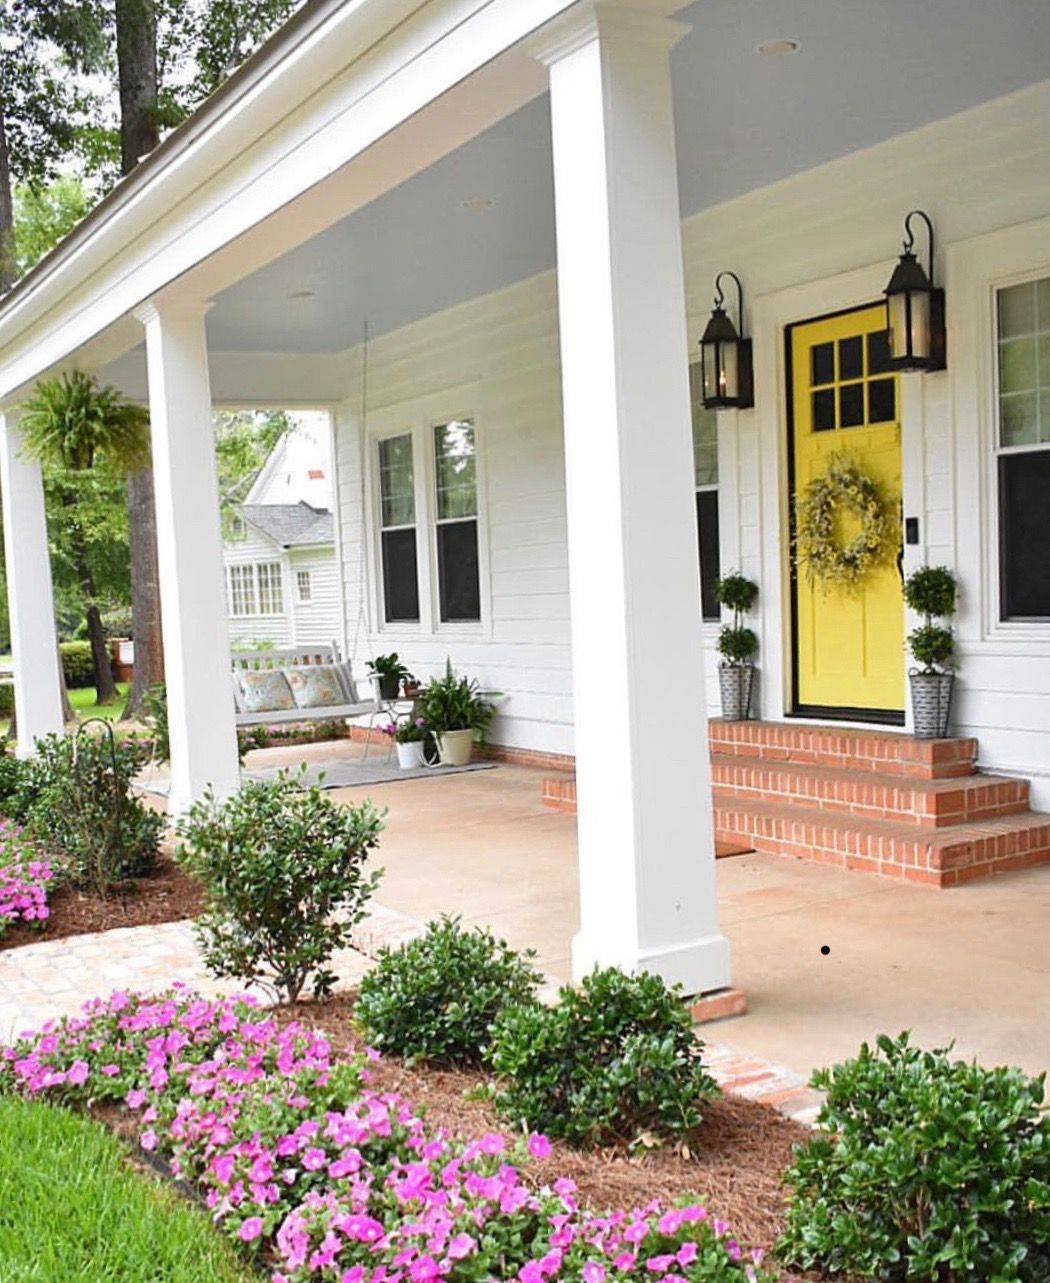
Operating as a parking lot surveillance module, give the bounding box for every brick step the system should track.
[710,755,1029,828]
[710,718,977,779]
[713,795,1050,887]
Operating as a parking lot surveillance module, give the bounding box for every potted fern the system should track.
[419,661,494,766]
[715,573,759,721]
[905,566,957,738]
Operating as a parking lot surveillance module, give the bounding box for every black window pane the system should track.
[868,329,892,374]
[696,490,721,621]
[840,383,864,427]
[812,388,835,431]
[381,528,420,622]
[869,378,896,423]
[811,342,834,385]
[839,335,863,380]
[1000,451,1050,618]
[438,519,481,622]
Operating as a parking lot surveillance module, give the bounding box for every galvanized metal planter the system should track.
[910,669,954,738]
[718,663,755,721]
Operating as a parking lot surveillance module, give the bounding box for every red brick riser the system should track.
[540,720,1050,888]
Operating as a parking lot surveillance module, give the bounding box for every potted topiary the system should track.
[419,661,494,766]
[367,653,413,701]
[715,573,759,720]
[904,565,957,738]
[390,715,428,769]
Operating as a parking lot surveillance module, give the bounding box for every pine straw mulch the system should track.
[0,854,205,953]
[274,996,818,1281]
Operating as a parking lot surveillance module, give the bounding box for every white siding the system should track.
[222,525,291,648]
[332,82,1050,801]
[288,547,342,646]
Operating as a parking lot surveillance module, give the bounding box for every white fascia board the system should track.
[0,0,575,402]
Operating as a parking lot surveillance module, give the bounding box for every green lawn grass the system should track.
[0,1095,257,1282]
[68,681,130,721]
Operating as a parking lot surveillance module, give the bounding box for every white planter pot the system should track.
[436,728,474,767]
[396,740,426,770]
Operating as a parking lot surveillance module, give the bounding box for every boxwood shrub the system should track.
[59,640,96,689]
[779,1032,1050,1282]
[356,915,541,1065]
[488,966,718,1148]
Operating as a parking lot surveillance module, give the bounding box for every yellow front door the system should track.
[789,305,904,718]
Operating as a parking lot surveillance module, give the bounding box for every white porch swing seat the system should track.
[230,644,384,729]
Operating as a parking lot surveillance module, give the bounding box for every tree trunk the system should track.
[115,0,166,722]
[121,466,164,719]
[84,602,116,704]
[0,108,15,294]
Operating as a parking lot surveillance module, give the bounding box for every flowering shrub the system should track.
[1,987,773,1283]
[489,968,719,1148]
[0,822,52,934]
[356,915,542,1065]
[176,774,383,1001]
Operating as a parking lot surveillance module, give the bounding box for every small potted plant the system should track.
[368,653,413,701]
[419,660,494,766]
[384,716,428,769]
[715,573,759,721]
[904,565,957,738]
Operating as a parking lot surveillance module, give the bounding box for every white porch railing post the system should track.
[0,406,65,756]
[136,301,240,814]
[534,3,731,995]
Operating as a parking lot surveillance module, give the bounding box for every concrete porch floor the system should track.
[248,738,1050,1082]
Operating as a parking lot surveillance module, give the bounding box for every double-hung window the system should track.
[373,415,483,630]
[257,562,283,615]
[296,570,312,603]
[226,562,283,616]
[228,564,257,617]
[689,363,721,620]
[995,275,1050,619]
[433,420,481,623]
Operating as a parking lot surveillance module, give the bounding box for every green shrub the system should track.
[488,966,718,1148]
[101,605,134,638]
[779,1032,1050,1283]
[419,660,495,735]
[176,772,384,1002]
[141,682,169,761]
[908,623,955,671]
[715,572,759,614]
[59,640,96,689]
[356,915,541,1065]
[0,683,13,719]
[717,625,758,665]
[0,751,31,820]
[21,732,161,892]
[715,574,759,667]
[904,565,957,619]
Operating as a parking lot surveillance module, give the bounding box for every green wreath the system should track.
[794,452,895,590]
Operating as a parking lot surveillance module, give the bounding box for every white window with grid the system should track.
[257,561,284,615]
[228,564,257,617]
[296,570,312,603]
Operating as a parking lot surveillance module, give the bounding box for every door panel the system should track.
[790,305,904,717]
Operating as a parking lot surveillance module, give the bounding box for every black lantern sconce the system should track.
[883,210,946,372]
[699,271,754,409]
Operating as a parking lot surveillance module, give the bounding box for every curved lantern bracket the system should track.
[700,270,754,410]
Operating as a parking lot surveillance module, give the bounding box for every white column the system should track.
[535,2,731,994]
[136,301,240,813]
[0,407,64,756]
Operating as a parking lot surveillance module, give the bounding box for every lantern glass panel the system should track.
[719,340,738,400]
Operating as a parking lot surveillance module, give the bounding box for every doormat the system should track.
[137,759,496,798]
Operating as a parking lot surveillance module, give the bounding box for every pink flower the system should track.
[140,1129,158,1152]
[67,1060,89,1086]
[302,1146,327,1171]
[238,1216,264,1242]
[582,1263,606,1283]
[527,1132,552,1159]
[447,1233,475,1260]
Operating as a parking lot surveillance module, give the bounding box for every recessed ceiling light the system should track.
[461,196,496,214]
[757,38,800,56]
[288,289,315,300]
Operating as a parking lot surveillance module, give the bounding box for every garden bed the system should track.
[0,853,203,952]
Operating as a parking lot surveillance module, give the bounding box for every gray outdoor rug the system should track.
[137,758,495,797]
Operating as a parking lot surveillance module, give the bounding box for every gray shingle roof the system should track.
[239,502,334,547]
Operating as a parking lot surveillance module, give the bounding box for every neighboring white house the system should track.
[221,421,344,649]
[3,0,1050,999]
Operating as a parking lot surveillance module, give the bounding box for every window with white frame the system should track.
[377,433,421,623]
[296,570,312,603]
[227,562,283,616]
[689,363,721,620]
[433,420,481,623]
[995,275,1050,619]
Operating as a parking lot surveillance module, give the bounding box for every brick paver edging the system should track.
[0,906,822,1127]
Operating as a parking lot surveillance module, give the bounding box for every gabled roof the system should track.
[239,501,333,547]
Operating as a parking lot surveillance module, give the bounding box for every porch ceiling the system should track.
[117,0,1050,364]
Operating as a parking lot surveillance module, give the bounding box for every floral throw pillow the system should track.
[238,669,296,713]
[285,665,346,710]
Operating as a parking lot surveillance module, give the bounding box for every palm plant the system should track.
[20,372,150,703]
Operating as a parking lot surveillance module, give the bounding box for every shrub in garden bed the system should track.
[356,914,542,1065]
[779,1032,1050,1283]
[59,639,96,689]
[489,967,719,1149]
[1,986,774,1283]
[176,772,383,1001]
[16,732,162,892]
